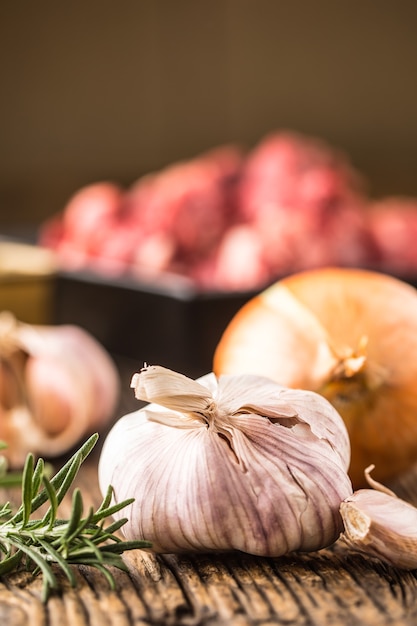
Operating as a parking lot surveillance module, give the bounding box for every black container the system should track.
[51,263,417,381]
[53,270,257,378]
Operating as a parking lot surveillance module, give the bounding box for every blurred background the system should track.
[1,0,417,230]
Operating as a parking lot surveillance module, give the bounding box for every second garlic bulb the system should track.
[99,365,352,557]
[0,312,120,467]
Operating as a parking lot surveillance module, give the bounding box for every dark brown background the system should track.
[1,1,417,230]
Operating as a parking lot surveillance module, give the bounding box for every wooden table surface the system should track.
[1,357,417,626]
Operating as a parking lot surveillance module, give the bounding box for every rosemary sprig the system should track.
[0,434,150,601]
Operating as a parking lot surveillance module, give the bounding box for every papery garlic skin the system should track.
[99,365,352,556]
[340,489,417,569]
[0,312,120,467]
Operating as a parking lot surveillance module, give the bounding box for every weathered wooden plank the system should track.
[1,485,417,626]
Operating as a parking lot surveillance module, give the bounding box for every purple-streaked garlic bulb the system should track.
[98,365,352,556]
[0,311,119,467]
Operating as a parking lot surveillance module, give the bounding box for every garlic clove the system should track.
[25,356,74,435]
[340,481,417,569]
[99,365,352,557]
[24,354,92,441]
[0,405,47,468]
[0,358,21,410]
[0,312,120,466]
[14,321,119,430]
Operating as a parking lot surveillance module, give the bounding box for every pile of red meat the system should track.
[39,131,417,291]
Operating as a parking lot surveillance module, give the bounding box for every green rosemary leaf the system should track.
[64,506,96,545]
[100,539,151,554]
[100,517,131,536]
[0,548,23,575]
[90,497,135,524]
[9,536,58,600]
[36,538,77,588]
[87,561,117,590]
[40,473,59,531]
[10,434,98,525]
[67,536,106,564]
[49,434,98,493]
[71,552,128,572]
[54,454,82,507]
[21,453,35,527]
[63,488,84,541]
[0,502,12,520]
[31,458,45,497]
[94,484,113,515]
[0,459,49,491]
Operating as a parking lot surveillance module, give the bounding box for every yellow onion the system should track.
[213,267,417,487]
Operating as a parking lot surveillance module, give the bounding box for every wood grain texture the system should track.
[1,456,417,625]
[2,363,417,625]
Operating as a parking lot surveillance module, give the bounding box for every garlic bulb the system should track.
[98,365,352,556]
[340,467,417,569]
[0,312,119,467]
[213,267,417,487]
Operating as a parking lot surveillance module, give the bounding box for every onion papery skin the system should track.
[98,371,352,556]
[213,267,417,487]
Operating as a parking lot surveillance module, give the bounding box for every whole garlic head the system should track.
[98,365,352,556]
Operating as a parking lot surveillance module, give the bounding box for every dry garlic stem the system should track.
[99,365,352,556]
[340,467,417,569]
[0,311,119,467]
